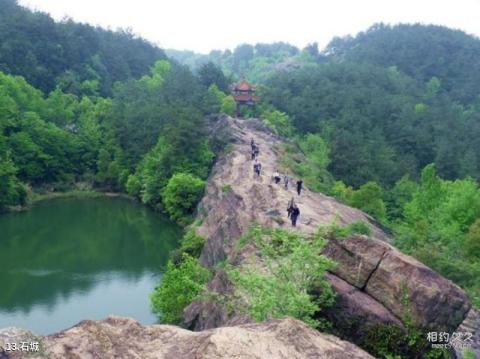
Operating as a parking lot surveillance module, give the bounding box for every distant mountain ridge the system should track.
[0,0,166,96]
[326,23,480,104]
[168,23,480,104]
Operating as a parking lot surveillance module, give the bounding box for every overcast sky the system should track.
[18,0,480,53]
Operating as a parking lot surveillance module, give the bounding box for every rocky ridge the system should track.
[186,116,479,357]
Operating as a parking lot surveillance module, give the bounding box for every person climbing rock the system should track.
[287,197,295,218]
[251,138,255,149]
[290,204,300,227]
[273,171,281,184]
[254,145,260,158]
[251,147,256,160]
[296,179,303,195]
[284,174,290,189]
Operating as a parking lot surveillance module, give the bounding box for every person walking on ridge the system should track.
[253,160,262,177]
[290,204,300,227]
[287,197,295,218]
[284,174,290,189]
[296,179,303,195]
[273,170,281,184]
[251,139,257,160]
[254,145,260,158]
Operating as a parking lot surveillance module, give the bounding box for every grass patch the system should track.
[277,142,335,195]
[222,184,232,193]
[315,220,372,240]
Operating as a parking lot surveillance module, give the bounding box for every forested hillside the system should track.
[166,42,318,83]
[326,24,480,104]
[0,0,165,96]
[264,62,480,187]
[0,1,232,224]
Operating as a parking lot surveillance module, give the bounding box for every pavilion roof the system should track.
[234,79,256,91]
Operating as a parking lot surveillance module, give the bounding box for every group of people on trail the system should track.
[249,138,304,227]
[272,171,303,195]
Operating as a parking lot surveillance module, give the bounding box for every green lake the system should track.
[0,196,181,335]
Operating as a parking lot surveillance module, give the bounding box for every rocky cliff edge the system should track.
[0,317,374,359]
[186,116,479,357]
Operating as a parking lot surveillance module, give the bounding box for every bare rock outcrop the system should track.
[323,234,471,332]
[0,316,374,359]
[187,116,475,350]
[197,116,390,269]
[454,308,480,358]
[320,274,404,338]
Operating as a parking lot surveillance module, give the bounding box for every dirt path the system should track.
[199,117,389,242]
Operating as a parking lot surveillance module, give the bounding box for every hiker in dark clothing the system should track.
[273,171,281,184]
[251,138,255,149]
[254,145,260,158]
[290,205,300,227]
[253,160,262,177]
[296,179,303,195]
[251,147,256,160]
[287,197,295,218]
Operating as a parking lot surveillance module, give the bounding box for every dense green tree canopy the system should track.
[325,23,480,104]
[0,0,166,96]
[264,61,480,187]
[198,62,230,92]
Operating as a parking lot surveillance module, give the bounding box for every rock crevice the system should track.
[361,248,389,291]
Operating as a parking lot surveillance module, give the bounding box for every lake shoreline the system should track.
[5,189,137,213]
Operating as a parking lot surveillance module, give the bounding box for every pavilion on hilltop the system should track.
[231,79,260,116]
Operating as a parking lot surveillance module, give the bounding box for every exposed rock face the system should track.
[320,273,405,343]
[365,250,470,331]
[0,317,374,359]
[322,235,390,289]
[323,235,471,332]
[197,116,390,269]
[454,308,480,358]
[187,116,474,349]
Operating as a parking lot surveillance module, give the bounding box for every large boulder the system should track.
[0,317,374,359]
[322,235,471,332]
[365,249,471,331]
[320,273,405,343]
